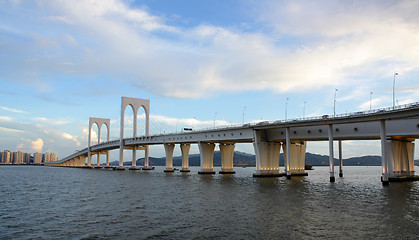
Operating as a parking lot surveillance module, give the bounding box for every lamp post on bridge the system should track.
[334,88,338,117]
[370,92,373,110]
[242,106,246,125]
[213,112,217,128]
[303,101,306,118]
[285,98,289,121]
[393,72,398,108]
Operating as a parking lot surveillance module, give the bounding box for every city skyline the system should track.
[0,150,57,164]
[1,0,419,161]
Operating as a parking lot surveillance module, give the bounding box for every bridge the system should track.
[45,97,419,185]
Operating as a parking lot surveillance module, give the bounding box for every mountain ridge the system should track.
[107,151,412,166]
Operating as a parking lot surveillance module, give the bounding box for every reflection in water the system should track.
[0,166,418,239]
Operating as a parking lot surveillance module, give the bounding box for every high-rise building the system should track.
[50,153,57,162]
[23,152,31,164]
[12,151,24,164]
[34,152,43,164]
[1,150,11,164]
[42,153,51,163]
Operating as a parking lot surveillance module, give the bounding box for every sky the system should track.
[1,0,419,161]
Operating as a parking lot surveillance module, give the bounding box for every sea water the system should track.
[0,166,418,239]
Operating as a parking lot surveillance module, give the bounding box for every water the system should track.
[1,166,418,239]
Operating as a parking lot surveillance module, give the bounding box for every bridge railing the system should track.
[245,101,419,126]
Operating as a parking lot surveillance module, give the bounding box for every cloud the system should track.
[150,114,230,128]
[0,116,85,158]
[2,0,419,102]
[0,126,25,133]
[43,15,72,24]
[61,132,80,146]
[0,106,28,113]
[0,116,14,121]
[31,138,44,152]
[32,117,71,126]
[358,96,388,110]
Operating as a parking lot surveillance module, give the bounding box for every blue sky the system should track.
[1,0,419,161]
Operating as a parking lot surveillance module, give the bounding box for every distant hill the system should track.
[109,151,387,167]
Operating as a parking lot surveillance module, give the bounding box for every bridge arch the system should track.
[88,117,110,167]
[119,97,150,169]
[120,97,150,138]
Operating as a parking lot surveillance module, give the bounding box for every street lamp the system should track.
[370,92,373,110]
[285,98,289,120]
[242,106,246,125]
[334,88,338,117]
[393,72,398,108]
[303,101,306,118]
[213,112,217,128]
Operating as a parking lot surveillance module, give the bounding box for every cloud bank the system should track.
[2,0,418,99]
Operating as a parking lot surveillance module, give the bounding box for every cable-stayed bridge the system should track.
[45,97,419,185]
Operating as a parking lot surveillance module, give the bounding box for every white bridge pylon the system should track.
[88,117,110,168]
[118,97,151,170]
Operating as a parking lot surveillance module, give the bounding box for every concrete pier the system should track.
[219,143,235,174]
[198,142,216,174]
[180,143,191,172]
[164,143,175,172]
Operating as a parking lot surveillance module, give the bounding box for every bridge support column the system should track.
[198,142,216,174]
[219,143,235,174]
[387,139,416,181]
[282,141,308,177]
[180,143,191,172]
[285,127,291,179]
[87,152,92,167]
[164,143,175,172]
[253,130,281,177]
[328,124,335,182]
[117,147,126,170]
[105,152,110,167]
[80,155,86,167]
[142,146,154,170]
[339,140,343,177]
[129,146,141,170]
[380,120,389,185]
[96,153,101,168]
[76,156,83,167]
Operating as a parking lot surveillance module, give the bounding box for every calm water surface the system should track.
[1,166,418,239]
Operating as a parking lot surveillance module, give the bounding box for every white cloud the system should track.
[32,117,70,126]
[0,106,28,114]
[0,126,25,133]
[61,132,80,146]
[3,0,419,100]
[0,117,85,158]
[358,96,390,110]
[0,116,14,121]
[43,15,72,24]
[31,138,44,152]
